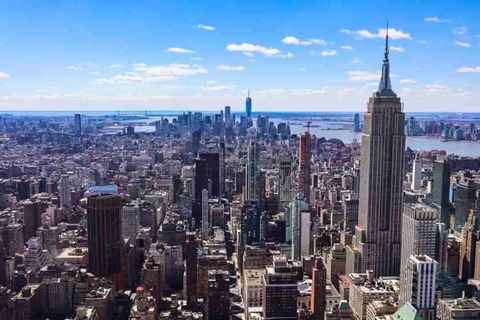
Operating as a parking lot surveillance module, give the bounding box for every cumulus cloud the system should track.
[226,43,292,58]
[0,72,11,79]
[341,28,411,40]
[94,75,176,84]
[426,83,447,94]
[217,65,245,71]
[455,41,471,47]
[456,66,480,73]
[320,50,337,57]
[425,17,451,23]
[390,46,404,52]
[299,67,306,71]
[400,79,416,84]
[143,64,208,76]
[282,36,326,46]
[162,84,187,90]
[191,57,203,61]
[351,58,362,64]
[67,66,81,71]
[341,46,353,50]
[197,24,215,31]
[167,47,194,53]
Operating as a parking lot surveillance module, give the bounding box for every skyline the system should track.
[0,0,479,112]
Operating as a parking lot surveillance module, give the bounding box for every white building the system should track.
[411,154,422,191]
[404,255,437,319]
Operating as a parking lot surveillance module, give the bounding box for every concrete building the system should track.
[299,131,312,203]
[348,272,396,320]
[411,154,422,191]
[244,269,265,309]
[350,31,405,277]
[59,174,72,208]
[206,270,230,320]
[122,202,139,240]
[246,139,260,201]
[403,255,437,320]
[437,298,480,320]
[262,255,298,320]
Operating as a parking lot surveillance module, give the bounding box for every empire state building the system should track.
[347,27,406,277]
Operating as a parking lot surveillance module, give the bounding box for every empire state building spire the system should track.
[377,22,395,97]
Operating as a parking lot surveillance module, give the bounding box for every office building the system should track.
[246,90,252,118]
[59,174,72,208]
[246,139,260,201]
[263,256,298,320]
[87,194,122,279]
[74,113,82,135]
[122,202,139,240]
[311,257,327,320]
[354,113,361,132]
[206,270,230,319]
[279,153,293,204]
[403,255,437,320]
[453,176,478,233]
[399,203,439,306]
[437,298,480,320]
[411,153,422,191]
[291,195,310,261]
[350,30,406,277]
[432,159,452,228]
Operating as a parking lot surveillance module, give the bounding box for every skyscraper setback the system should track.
[348,28,406,277]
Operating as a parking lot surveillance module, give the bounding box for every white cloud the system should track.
[191,57,203,61]
[417,40,428,45]
[243,52,253,57]
[282,36,326,46]
[456,66,480,73]
[341,28,411,40]
[455,41,471,47]
[426,83,447,94]
[351,58,362,64]
[197,24,215,31]
[84,62,94,66]
[453,26,467,35]
[402,87,414,92]
[67,66,81,71]
[90,71,100,75]
[94,74,176,84]
[143,64,208,76]
[425,17,451,23]
[110,64,123,68]
[202,85,236,92]
[0,72,11,79]
[320,50,337,57]
[400,79,416,84]
[226,43,292,58]
[299,67,306,71]
[341,45,353,50]
[162,84,187,90]
[167,47,194,53]
[348,71,381,82]
[390,46,404,52]
[217,65,245,71]
[206,80,217,84]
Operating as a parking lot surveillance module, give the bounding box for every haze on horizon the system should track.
[0,0,479,112]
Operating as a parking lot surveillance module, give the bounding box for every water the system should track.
[2,110,480,157]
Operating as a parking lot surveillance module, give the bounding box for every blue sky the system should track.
[0,0,479,112]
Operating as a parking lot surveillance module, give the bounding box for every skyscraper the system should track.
[432,159,452,228]
[353,113,361,132]
[279,153,293,204]
[411,153,422,191]
[121,202,139,240]
[311,257,327,320]
[87,194,122,279]
[59,174,72,208]
[399,203,439,307]
[246,139,260,201]
[224,106,231,126]
[206,270,230,319]
[74,113,82,136]
[299,131,311,203]
[453,176,478,233]
[350,27,406,277]
[291,195,310,261]
[404,255,437,320]
[246,90,252,118]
